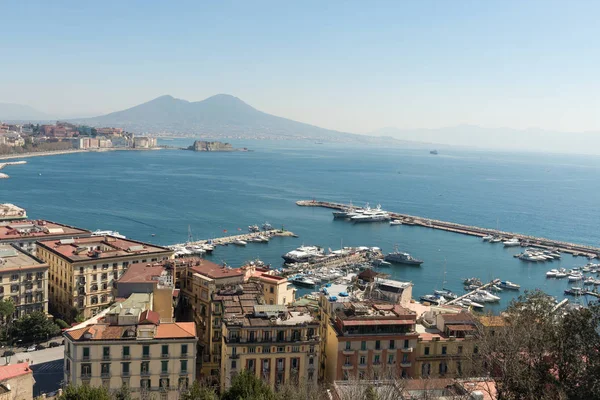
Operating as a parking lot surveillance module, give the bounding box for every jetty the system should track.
[170,229,297,248]
[297,200,600,258]
[446,280,499,305]
[0,160,27,178]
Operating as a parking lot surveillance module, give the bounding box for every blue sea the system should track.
[2,139,600,312]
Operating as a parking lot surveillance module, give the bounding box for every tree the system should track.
[57,385,111,400]
[112,383,132,400]
[179,381,218,400]
[10,311,60,344]
[0,298,15,324]
[364,385,378,400]
[276,378,324,400]
[221,369,276,400]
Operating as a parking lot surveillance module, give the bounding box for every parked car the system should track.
[26,345,36,352]
[35,344,46,350]
[1,350,15,357]
[48,342,60,348]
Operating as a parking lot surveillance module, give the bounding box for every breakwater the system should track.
[297,200,600,258]
[170,229,297,247]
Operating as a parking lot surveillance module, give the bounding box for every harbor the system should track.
[297,199,600,258]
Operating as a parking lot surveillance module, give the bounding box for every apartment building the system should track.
[218,289,320,391]
[0,362,35,400]
[247,266,296,305]
[36,236,173,320]
[324,302,419,382]
[0,219,90,255]
[0,244,48,318]
[415,312,478,378]
[64,293,196,399]
[177,258,246,377]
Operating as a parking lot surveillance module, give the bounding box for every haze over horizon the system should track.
[2,1,600,141]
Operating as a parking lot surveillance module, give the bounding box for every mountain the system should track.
[0,103,51,121]
[72,94,378,142]
[370,125,600,155]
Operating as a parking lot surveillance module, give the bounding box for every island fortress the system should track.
[188,140,247,152]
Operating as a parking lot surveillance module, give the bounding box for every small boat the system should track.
[490,237,503,243]
[248,225,260,233]
[92,229,127,239]
[498,281,520,290]
[482,235,493,241]
[564,287,584,296]
[461,298,484,310]
[420,294,446,305]
[555,269,568,278]
[464,284,481,291]
[503,238,521,247]
[463,277,483,286]
[430,150,439,155]
[583,277,595,285]
[433,289,457,300]
[233,240,247,246]
[489,285,503,292]
[568,274,583,282]
[262,222,273,230]
[372,259,391,267]
[475,289,501,302]
[389,219,403,226]
[291,276,317,287]
[546,269,559,278]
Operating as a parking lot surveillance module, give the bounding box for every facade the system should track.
[323,302,419,382]
[415,312,478,379]
[64,294,196,399]
[133,137,157,149]
[0,244,49,318]
[36,236,173,320]
[177,258,246,377]
[248,267,296,305]
[0,362,35,400]
[219,292,320,391]
[0,219,90,255]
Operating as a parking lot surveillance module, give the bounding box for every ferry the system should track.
[92,229,126,239]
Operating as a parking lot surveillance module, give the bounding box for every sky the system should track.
[1,1,599,134]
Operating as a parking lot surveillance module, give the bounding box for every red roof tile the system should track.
[0,363,32,381]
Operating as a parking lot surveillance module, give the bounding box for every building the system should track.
[218,288,320,391]
[0,245,49,318]
[247,266,295,305]
[133,137,157,149]
[177,258,246,377]
[36,236,173,321]
[0,219,90,255]
[415,311,479,378]
[365,278,413,305]
[0,205,27,222]
[63,294,196,399]
[0,362,35,400]
[323,302,419,382]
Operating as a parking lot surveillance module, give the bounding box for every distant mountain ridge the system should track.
[71,94,376,142]
[0,103,51,120]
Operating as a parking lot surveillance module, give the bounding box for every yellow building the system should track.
[0,244,49,318]
[177,258,246,378]
[218,296,320,391]
[63,293,196,399]
[247,267,296,305]
[415,312,478,378]
[36,236,173,321]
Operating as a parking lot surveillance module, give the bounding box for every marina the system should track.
[297,199,600,258]
[169,229,297,250]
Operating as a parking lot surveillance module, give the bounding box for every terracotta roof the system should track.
[441,312,476,324]
[0,220,89,241]
[447,324,476,331]
[155,322,196,339]
[342,319,415,327]
[0,363,32,381]
[67,322,195,341]
[186,258,244,279]
[139,310,160,325]
[118,263,168,283]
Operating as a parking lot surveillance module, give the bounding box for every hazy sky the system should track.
[1,1,599,133]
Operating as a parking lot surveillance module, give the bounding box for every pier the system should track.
[0,160,27,179]
[297,200,600,258]
[170,229,297,248]
[446,280,499,305]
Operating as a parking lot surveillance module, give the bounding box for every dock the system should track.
[170,229,297,248]
[297,200,600,258]
[446,280,499,305]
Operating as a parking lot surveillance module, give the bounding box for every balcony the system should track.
[342,363,353,369]
[122,354,131,360]
[81,373,92,379]
[401,347,414,353]
[122,371,131,377]
[82,355,90,361]
[400,361,412,368]
[342,349,355,356]
[230,354,240,359]
[141,370,151,376]
[102,355,111,361]
[101,372,111,378]
[142,354,150,359]
[161,353,170,358]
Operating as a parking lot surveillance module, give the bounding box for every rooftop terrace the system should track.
[0,219,89,241]
[0,244,46,271]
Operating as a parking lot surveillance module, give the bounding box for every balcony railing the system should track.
[122,354,131,360]
[101,372,111,378]
[82,355,90,361]
[161,353,170,358]
[122,371,131,377]
[400,361,412,367]
[102,355,111,361]
[81,373,92,379]
[141,370,151,376]
[401,347,414,353]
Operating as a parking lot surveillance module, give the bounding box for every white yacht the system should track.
[390,219,403,226]
[498,281,520,290]
[461,298,485,310]
[546,269,559,277]
[351,204,391,223]
[233,240,247,246]
[568,273,583,282]
[475,289,501,302]
[282,246,325,264]
[482,235,494,241]
[92,229,126,239]
[555,269,568,278]
[503,238,520,247]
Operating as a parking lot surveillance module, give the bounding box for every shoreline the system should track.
[0,147,162,161]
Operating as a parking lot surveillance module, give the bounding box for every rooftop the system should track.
[0,203,26,221]
[178,257,244,279]
[37,235,171,262]
[0,363,32,382]
[118,262,171,284]
[0,219,89,241]
[65,321,196,341]
[0,244,46,272]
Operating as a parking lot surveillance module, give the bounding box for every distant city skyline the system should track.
[1,1,599,135]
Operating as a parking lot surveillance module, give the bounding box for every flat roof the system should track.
[0,244,46,272]
[37,236,171,263]
[65,321,196,341]
[178,258,244,279]
[118,262,168,284]
[0,203,26,220]
[0,220,90,241]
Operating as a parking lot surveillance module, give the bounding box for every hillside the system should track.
[0,103,51,121]
[72,94,377,142]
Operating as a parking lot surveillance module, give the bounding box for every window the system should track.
[345,356,351,366]
[270,286,274,294]
[308,371,314,381]
[140,378,151,389]
[180,360,188,373]
[424,346,430,355]
[141,361,150,375]
[374,354,380,365]
[457,361,463,375]
[375,340,381,350]
[361,341,367,351]
[178,377,189,390]
[81,363,92,378]
[103,346,110,360]
[388,354,394,364]
[181,344,188,356]
[441,346,447,355]
[404,339,410,348]
[122,362,130,376]
[345,341,351,350]
[161,360,168,373]
[360,355,366,365]
[389,340,395,349]
[292,346,299,352]
[143,345,150,358]
[402,354,408,363]
[123,346,130,358]
[10,285,18,293]
[159,378,170,390]
[277,346,285,353]
[247,359,256,372]
[457,345,463,354]
[249,347,256,354]
[82,347,90,360]
[263,346,271,353]
[439,362,448,375]
[309,356,314,365]
[231,360,237,369]
[263,331,270,342]
[161,345,169,357]
[101,363,110,377]
[474,346,479,354]
[11,274,18,281]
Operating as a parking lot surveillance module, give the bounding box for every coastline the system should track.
[0,147,162,161]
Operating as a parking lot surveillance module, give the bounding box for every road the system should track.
[8,345,64,365]
[5,346,64,397]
